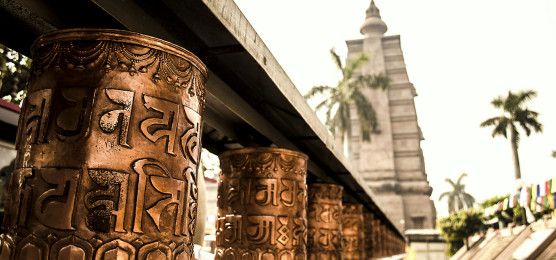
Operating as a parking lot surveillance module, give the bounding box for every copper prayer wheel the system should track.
[342,204,365,260]
[2,28,207,259]
[216,147,308,259]
[363,212,374,258]
[307,183,343,260]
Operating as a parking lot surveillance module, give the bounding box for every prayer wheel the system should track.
[307,183,343,259]
[363,212,374,258]
[2,28,207,259]
[216,147,308,259]
[342,204,365,259]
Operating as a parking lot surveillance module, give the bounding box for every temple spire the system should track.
[360,0,388,36]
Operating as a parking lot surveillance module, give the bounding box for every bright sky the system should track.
[233,0,556,217]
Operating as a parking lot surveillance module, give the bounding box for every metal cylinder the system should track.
[216,147,308,259]
[342,204,365,259]
[363,212,374,258]
[307,183,343,260]
[2,28,207,259]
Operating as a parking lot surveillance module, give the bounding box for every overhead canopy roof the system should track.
[0,0,404,238]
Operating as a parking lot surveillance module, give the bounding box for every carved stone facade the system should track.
[346,1,436,231]
[3,28,207,259]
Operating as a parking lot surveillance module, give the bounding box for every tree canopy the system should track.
[0,43,30,105]
[439,173,475,214]
[480,89,542,180]
[438,209,484,256]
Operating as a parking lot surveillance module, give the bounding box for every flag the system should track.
[540,182,547,197]
[525,206,536,223]
[503,198,509,210]
[543,195,550,210]
[549,193,555,209]
[545,180,551,196]
[510,194,517,208]
[551,178,556,194]
[520,187,528,207]
[531,184,538,211]
[536,197,543,212]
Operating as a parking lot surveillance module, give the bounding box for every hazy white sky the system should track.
[233,0,556,217]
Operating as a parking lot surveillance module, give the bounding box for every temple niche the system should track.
[346,0,436,231]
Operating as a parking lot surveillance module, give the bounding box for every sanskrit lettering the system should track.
[55,88,95,141]
[246,215,276,245]
[34,168,79,230]
[99,89,134,148]
[18,89,53,145]
[132,158,189,235]
[85,169,130,233]
[140,95,179,155]
[180,106,202,164]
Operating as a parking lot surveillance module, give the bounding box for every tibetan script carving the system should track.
[4,28,206,259]
[17,89,53,146]
[217,147,308,259]
[99,88,134,148]
[342,204,365,260]
[307,183,343,259]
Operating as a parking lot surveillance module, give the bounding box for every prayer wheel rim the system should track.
[31,28,207,78]
[220,147,308,160]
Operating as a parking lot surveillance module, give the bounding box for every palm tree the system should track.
[439,173,475,214]
[480,90,543,180]
[304,48,389,141]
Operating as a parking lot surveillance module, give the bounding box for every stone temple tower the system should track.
[346,0,436,231]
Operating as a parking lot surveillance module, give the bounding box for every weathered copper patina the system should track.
[307,183,343,260]
[2,28,207,259]
[216,147,308,259]
[342,204,365,260]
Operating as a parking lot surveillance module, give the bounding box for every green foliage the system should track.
[439,173,475,214]
[513,206,523,223]
[0,43,30,105]
[438,208,484,256]
[305,48,389,142]
[480,194,509,208]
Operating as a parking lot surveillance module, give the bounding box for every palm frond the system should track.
[448,195,455,213]
[439,192,451,200]
[344,52,368,79]
[456,173,468,185]
[445,178,456,187]
[490,117,509,138]
[352,91,378,141]
[329,48,343,72]
[304,85,333,99]
[514,89,537,106]
[491,96,505,108]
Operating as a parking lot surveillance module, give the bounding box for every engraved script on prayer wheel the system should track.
[2,28,207,259]
[216,147,308,259]
[363,212,374,258]
[342,204,365,260]
[307,183,343,260]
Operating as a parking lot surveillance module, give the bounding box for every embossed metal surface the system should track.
[307,183,342,260]
[363,212,374,258]
[216,147,308,259]
[2,28,207,259]
[342,204,365,260]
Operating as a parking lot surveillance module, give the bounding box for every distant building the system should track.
[346,0,436,231]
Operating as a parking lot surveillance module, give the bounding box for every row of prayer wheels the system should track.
[215,147,406,259]
[1,28,405,259]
